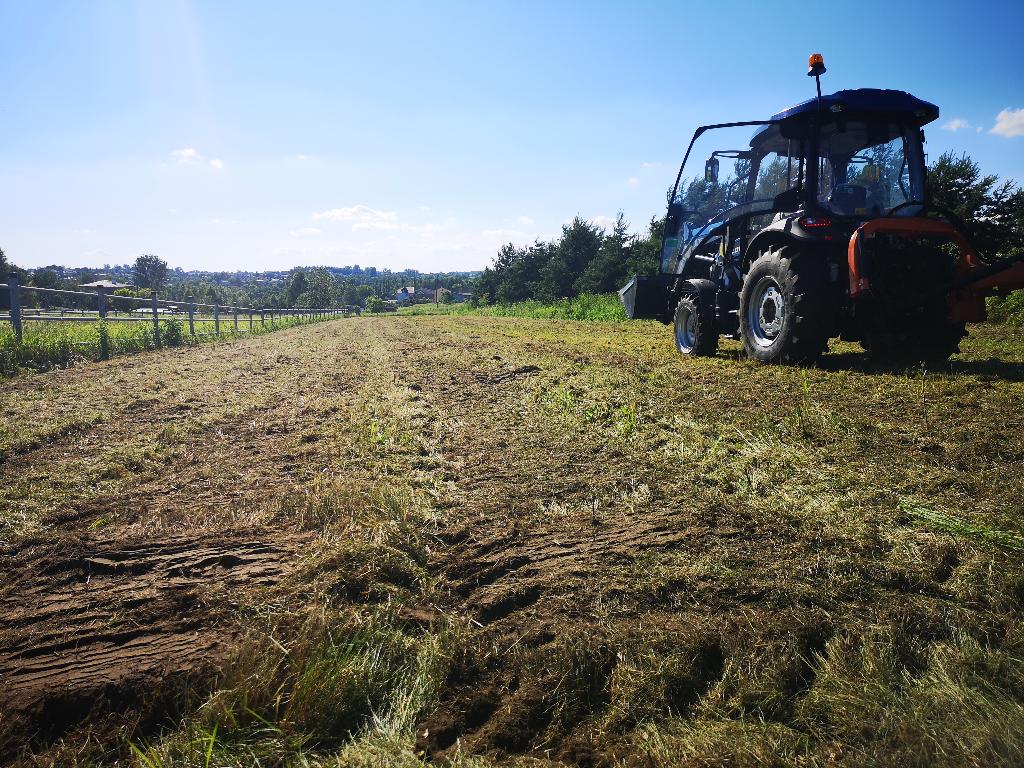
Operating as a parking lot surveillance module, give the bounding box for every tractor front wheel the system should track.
[740,247,829,364]
[673,279,718,357]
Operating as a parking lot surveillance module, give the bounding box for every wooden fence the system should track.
[1,275,350,350]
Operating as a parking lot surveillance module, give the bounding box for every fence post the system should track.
[186,294,196,336]
[151,292,161,346]
[233,305,239,333]
[8,275,22,341]
[214,303,220,335]
[249,307,254,333]
[260,308,265,328]
[97,286,107,319]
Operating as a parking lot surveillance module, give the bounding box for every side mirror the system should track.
[704,157,720,184]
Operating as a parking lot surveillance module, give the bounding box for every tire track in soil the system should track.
[0,529,310,750]
[372,324,727,758]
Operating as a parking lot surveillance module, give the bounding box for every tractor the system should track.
[619,53,1024,364]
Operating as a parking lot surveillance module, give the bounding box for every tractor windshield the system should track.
[814,120,925,218]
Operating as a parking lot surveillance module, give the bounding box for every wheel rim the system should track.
[747,278,786,348]
[675,303,697,352]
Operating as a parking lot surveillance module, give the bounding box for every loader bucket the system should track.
[619,275,673,320]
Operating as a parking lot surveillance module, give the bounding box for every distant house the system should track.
[451,292,474,303]
[420,288,451,303]
[80,279,132,290]
[394,286,416,304]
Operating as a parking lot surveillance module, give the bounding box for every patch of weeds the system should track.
[629,716,808,767]
[612,401,640,438]
[903,502,1024,552]
[795,627,1024,766]
[781,370,848,443]
[132,609,463,766]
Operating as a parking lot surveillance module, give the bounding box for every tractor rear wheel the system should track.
[740,246,830,364]
[673,279,718,357]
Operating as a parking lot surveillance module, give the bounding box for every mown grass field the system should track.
[2,314,1024,767]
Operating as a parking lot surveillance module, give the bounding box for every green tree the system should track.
[133,254,168,291]
[31,268,61,289]
[928,152,1024,260]
[576,213,633,294]
[287,269,309,306]
[296,267,338,307]
[537,218,604,300]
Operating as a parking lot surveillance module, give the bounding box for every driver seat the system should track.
[829,184,867,215]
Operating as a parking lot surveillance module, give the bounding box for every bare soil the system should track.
[0,532,307,741]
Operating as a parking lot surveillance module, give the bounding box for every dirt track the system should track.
[0,533,305,737]
[3,315,1024,764]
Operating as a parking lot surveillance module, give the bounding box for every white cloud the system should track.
[641,161,662,168]
[172,147,200,163]
[312,204,399,230]
[991,108,1024,137]
[626,177,640,187]
[290,227,322,237]
[295,154,313,161]
[517,215,534,226]
[976,126,983,133]
[588,215,617,230]
[171,147,224,169]
[941,118,970,132]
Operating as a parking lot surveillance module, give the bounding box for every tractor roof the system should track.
[771,88,939,125]
[749,88,939,147]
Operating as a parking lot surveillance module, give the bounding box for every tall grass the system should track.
[396,292,627,322]
[987,290,1024,325]
[0,315,336,377]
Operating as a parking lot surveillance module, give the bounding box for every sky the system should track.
[1,0,1022,274]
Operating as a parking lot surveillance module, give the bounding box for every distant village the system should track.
[2,254,479,312]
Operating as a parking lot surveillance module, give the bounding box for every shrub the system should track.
[364,296,386,313]
[987,290,1024,325]
[160,319,186,347]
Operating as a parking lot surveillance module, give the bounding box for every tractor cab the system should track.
[620,53,1024,365]
[661,88,936,281]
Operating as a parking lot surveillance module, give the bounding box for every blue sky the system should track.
[1,0,1022,273]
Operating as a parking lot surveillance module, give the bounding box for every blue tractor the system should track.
[620,54,1024,364]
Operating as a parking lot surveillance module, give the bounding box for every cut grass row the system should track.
[395,292,627,322]
[0,314,335,377]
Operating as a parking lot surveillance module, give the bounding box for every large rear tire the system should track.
[673,279,719,357]
[740,246,830,364]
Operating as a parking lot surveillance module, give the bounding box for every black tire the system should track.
[673,279,719,357]
[739,246,830,364]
